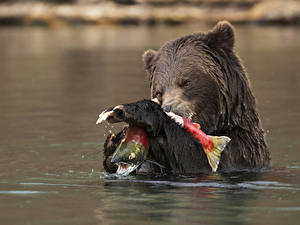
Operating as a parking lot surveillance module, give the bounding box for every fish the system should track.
[96,108,149,176]
[166,112,231,172]
[110,126,149,176]
[96,101,230,174]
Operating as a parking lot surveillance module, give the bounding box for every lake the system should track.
[0,24,299,225]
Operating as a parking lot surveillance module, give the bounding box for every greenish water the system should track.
[0,24,299,225]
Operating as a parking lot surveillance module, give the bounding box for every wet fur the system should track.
[103,21,270,174]
[108,100,211,174]
[143,21,270,170]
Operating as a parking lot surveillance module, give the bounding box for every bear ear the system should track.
[206,21,235,50]
[142,49,157,71]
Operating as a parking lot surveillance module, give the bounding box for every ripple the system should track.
[286,166,300,169]
[19,182,96,188]
[0,190,57,195]
[104,179,300,190]
[274,207,300,211]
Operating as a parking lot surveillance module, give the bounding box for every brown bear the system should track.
[102,21,270,174]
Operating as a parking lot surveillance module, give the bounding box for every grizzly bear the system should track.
[102,21,270,174]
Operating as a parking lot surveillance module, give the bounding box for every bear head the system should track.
[143,21,255,135]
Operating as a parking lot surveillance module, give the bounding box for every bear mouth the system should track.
[161,104,195,122]
[168,109,194,122]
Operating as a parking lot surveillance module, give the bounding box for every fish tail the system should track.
[206,136,231,172]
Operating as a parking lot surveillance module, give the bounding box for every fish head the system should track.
[111,142,147,176]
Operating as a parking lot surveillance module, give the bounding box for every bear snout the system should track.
[162,89,194,120]
[162,104,172,112]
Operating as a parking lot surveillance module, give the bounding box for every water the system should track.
[0,24,299,225]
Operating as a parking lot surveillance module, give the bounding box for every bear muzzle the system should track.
[162,91,194,120]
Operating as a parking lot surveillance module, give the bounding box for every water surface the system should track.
[0,24,299,225]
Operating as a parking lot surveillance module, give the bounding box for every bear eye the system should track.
[181,79,191,88]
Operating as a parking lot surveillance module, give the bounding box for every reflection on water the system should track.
[0,25,299,225]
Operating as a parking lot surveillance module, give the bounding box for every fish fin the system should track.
[206,136,231,172]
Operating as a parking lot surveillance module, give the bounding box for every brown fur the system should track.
[142,21,270,170]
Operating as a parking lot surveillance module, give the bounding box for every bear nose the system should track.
[162,104,173,112]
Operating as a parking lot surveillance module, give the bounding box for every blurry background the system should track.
[0,1,299,225]
[0,0,300,26]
